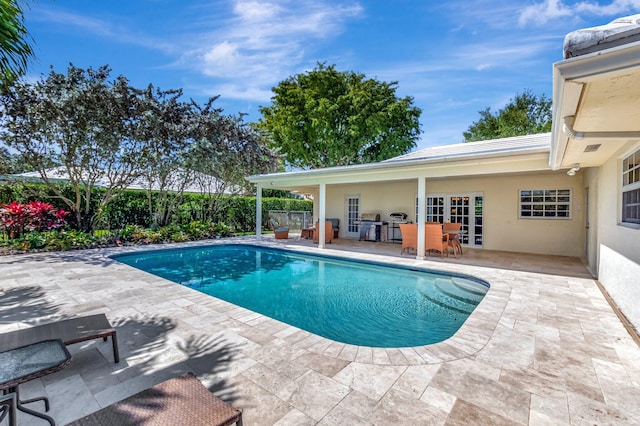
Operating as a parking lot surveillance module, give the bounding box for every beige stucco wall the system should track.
[590,141,640,329]
[314,171,585,257]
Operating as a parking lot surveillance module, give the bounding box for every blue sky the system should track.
[24,0,640,150]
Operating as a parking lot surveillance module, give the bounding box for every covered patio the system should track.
[1,236,639,425]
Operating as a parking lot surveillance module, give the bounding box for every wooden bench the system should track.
[68,373,243,425]
[0,314,119,363]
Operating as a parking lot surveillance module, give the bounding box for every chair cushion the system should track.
[68,373,241,426]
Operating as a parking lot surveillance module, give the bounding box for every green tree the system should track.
[0,64,280,230]
[0,64,160,230]
[463,91,552,142]
[0,147,34,174]
[258,63,421,169]
[0,0,34,87]
[187,103,279,223]
[134,85,193,227]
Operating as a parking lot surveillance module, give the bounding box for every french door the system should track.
[424,193,484,247]
[345,195,360,238]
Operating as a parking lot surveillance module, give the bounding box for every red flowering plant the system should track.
[0,201,69,239]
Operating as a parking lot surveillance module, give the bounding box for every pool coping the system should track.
[104,237,511,366]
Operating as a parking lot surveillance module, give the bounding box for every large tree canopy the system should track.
[258,63,422,169]
[0,64,278,230]
[0,0,34,87]
[463,91,552,142]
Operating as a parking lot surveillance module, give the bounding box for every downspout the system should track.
[564,115,640,140]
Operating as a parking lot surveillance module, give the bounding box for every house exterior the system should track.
[552,23,640,330]
[247,19,640,331]
[248,132,586,259]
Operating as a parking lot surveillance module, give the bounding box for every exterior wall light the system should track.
[567,163,581,176]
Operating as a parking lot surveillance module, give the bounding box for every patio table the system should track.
[0,339,72,426]
[301,227,314,239]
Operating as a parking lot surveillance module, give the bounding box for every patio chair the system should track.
[312,221,333,244]
[267,218,289,240]
[327,218,340,238]
[67,373,243,426]
[425,223,452,258]
[0,313,119,363]
[443,222,463,255]
[0,392,17,426]
[399,223,417,255]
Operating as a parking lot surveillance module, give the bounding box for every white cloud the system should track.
[31,8,175,52]
[180,0,363,100]
[519,0,640,26]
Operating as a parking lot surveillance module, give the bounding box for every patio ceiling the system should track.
[551,40,640,170]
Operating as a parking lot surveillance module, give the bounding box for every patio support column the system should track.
[318,183,326,249]
[255,183,263,241]
[416,176,426,260]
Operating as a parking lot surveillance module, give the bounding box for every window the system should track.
[426,196,445,223]
[622,149,640,224]
[520,189,571,219]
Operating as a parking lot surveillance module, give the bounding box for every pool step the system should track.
[415,278,487,316]
[435,278,486,305]
[418,290,474,315]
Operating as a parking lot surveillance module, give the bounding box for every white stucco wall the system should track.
[583,168,600,276]
[592,141,640,330]
[319,171,585,257]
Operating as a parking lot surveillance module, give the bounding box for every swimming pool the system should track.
[113,244,489,347]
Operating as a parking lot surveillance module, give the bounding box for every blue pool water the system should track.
[113,244,489,347]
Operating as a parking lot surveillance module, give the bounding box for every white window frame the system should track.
[519,189,572,219]
[622,147,640,225]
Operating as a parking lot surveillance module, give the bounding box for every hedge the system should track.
[0,182,312,233]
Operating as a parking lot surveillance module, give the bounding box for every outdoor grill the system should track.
[357,213,386,241]
[388,212,409,242]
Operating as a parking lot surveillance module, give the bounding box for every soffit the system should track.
[574,73,640,132]
[552,41,640,169]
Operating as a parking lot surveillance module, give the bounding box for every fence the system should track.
[268,210,313,231]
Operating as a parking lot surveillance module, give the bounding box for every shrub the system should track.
[117,224,145,243]
[212,222,233,238]
[0,200,69,239]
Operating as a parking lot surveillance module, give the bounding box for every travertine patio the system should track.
[1,235,639,425]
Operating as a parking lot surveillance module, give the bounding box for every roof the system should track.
[247,133,552,187]
[10,167,238,194]
[564,14,640,59]
[385,133,551,163]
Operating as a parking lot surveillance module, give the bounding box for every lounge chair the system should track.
[67,373,243,426]
[0,313,119,363]
[267,218,289,239]
[312,221,333,244]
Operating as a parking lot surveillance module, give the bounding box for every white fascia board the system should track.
[554,39,640,82]
[551,70,584,170]
[248,150,550,188]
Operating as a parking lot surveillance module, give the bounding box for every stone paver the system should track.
[1,235,639,425]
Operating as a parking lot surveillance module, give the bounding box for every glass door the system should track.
[426,196,445,223]
[420,192,484,248]
[448,194,483,247]
[345,195,360,238]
